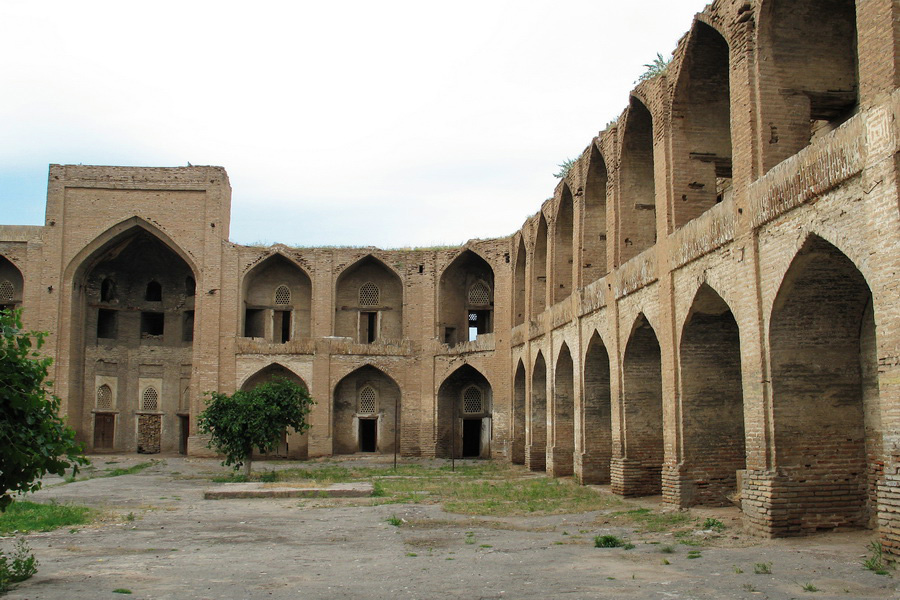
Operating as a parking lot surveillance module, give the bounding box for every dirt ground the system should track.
[3,455,898,600]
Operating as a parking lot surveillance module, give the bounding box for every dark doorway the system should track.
[179,415,189,455]
[360,312,377,343]
[359,419,377,452]
[275,310,291,343]
[463,419,481,457]
[94,413,115,450]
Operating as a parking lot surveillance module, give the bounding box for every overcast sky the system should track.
[0,0,703,248]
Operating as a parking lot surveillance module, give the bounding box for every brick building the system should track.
[2,0,900,550]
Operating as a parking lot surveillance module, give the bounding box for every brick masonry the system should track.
[2,0,899,552]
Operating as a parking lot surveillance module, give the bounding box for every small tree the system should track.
[198,377,314,477]
[553,157,577,179]
[0,309,87,511]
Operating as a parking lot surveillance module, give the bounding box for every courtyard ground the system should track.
[2,455,898,600]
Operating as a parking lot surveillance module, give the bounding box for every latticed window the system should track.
[0,280,13,301]
[359,282,379,307]
[141,387,159,411]
[358,385,377,415]
[463,386,483,414]
[96,384,113,410]
[274,285,291,305]
[468,281,490,306]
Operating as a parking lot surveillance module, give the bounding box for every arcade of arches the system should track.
[3,0,900,553]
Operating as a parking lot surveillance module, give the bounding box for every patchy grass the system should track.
[754,562,772,575]
[0,501,94,534]
[612,508,693,532]
[104,461,158,478]
[244,463,624,516]
[595,535,627,548]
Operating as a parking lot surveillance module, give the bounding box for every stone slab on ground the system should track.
[204,481,373,499]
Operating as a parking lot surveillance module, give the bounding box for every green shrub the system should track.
[594,535,626,548]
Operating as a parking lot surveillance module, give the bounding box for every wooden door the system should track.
[93,414,115,449]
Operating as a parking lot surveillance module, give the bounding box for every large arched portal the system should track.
[72,225,196,454]
[769,236,878,532]
[437,365,492,458]
[333,365,401,455]
[512,360,526,465]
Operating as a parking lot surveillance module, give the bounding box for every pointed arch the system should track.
[527,351,548,471]
[335,255,404,342]
[582,331,612,484]
[513,237,526,326]
[582,145,608,284]
[756,0,858,172]
[620,313,663,496]
[552,186,574,304]
[549,343,575,477]
[619,97,657,263]
[0,254,24,310]
[68,220,197,453]
[769,235,877,531]
[679,284,744,506]
[671,20,733,229]
[438,249,495,346]
[437,364,493,458]
[240,362,308,392]
[512,359,526,464]
[531,214,548,316]
[242,252,312,341]
[333,364,401,455]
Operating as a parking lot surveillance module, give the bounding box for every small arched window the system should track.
[100,278,115,302]
[468,281,491,306]
[141,387,159,411]
[359,282,379,307]
[462,385,483,414]
[274,285,291,305]
[358,385,377,415]
[145,281,162,302]
[0,280,13,302]
[96,384,113,410]
[185,276,196,297]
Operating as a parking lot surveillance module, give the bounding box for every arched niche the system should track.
[531,215,548,316]
[437,364,492,459]
[438,249,494,346]
[334,255,403,343]
[582,331,612,484]
[680,284,744,506]
[241,363,309,460]
[552,187,574,304]
[242,254,312,343]
[513,238,526,327]
[549,343,575,477]
[333,365,401,455]
[671,21,733,229]
[621,313,663,496]
[582,146,608,284]
[527,351,548,471]
[512,359,526,464]
[619,97,657,263]
[0,255,24,312]
[757,0,858,172]
[769,235,878,531]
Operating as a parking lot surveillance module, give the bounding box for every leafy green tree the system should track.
[198,377,314,477]
[0,309,87,511]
